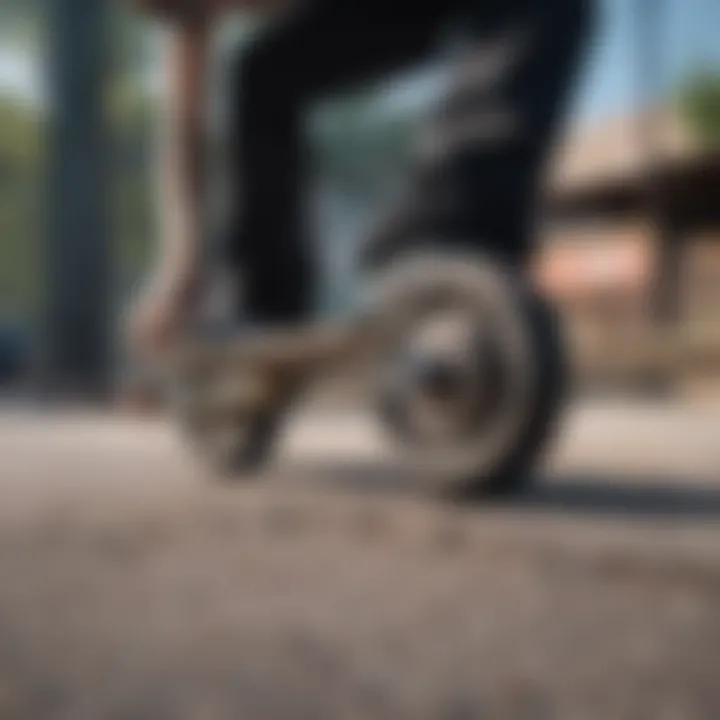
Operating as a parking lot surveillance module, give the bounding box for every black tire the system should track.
[170,374,287,482]
[459,286,568,498]
[365,250,569,498]
[208,407,285,480]
[197,378,308,482]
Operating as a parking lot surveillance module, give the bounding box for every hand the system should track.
[125,260,204,359]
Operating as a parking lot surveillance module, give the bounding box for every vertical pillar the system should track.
[650,213,683,326]
[43,0,113,400]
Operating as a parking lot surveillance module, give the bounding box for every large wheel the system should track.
[363,250,568,497]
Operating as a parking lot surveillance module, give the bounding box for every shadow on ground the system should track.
[504,475,720,520]
[279,458,720,521]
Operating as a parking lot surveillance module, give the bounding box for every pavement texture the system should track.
[0,400,719,719]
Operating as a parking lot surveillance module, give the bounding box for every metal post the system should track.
[42,0,113,400]
[652,214,683,324]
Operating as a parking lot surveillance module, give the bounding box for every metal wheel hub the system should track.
[378,309,506,445]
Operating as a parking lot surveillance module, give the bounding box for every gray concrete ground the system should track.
[0,400,719,719]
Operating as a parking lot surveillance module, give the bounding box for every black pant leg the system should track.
[363,0,595,269]
[227,0,454,324]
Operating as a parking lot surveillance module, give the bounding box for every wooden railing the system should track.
[568,321,720,382]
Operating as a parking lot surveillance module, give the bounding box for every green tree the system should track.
[678,71,720,148]
[0,96,42,316]
[0,3,158,317]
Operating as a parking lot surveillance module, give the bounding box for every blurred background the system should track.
[0,0,719,397]
[1,2,720,719]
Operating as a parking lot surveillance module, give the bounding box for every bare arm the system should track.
[129,0,298,350]
[153,0,293,272]
[156,19,210,278]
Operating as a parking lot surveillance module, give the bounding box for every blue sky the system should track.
[576,0,720,119]
[1,0,719,123]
